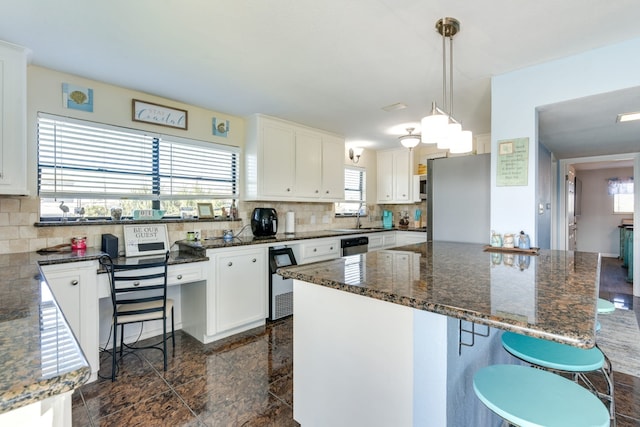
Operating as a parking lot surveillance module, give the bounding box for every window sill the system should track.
[35,218,242,227]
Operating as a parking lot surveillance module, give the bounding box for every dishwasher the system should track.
[341,236,369,256]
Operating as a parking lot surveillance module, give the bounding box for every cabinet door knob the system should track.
[252,258,257,263]
[228,262,233,267]
[286,188,291,192]
[330,246,334,250]
[315,190,319,193]
[71,280,79,286]
[177,274,183,280]
[133,281,140,286]
[313,248,317,252]
[326,190,330,194]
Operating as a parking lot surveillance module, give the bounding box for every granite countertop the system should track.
[0,248,207,415]
[278,241,601,348]
[0,251,92,414]
[179,227,426,251]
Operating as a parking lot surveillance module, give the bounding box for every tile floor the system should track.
[72,260,640,426]
[72,318,298,427]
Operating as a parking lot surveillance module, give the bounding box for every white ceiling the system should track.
[1,0,640,154]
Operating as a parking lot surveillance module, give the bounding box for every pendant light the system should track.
[399,127,421,149]
[420,17,472,153]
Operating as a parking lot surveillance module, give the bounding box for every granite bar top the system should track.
[0,248,207,415]
[278,241,601,348]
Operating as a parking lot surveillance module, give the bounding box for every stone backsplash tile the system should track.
[0,196,354,254]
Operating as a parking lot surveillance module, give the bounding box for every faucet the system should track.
[355,203,362,229]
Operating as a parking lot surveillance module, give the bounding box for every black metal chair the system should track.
[100,252,174,381]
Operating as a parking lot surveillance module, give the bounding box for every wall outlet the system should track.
[194,229,201,240]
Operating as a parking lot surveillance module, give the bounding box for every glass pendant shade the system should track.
[400,136,420,148]
[450,130,473,154]
[421,112,448,145]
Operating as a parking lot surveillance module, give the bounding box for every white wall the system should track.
[491,37,640,246]
[576,167,633,256]
[492,37,640,293]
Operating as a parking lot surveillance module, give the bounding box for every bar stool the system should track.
[474,364,610,427]
[501,332,615,424]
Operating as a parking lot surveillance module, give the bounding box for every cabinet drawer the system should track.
[298,239,340,264]
[97,261,206,299]
[367,234,383,251]
[167,263,205,285]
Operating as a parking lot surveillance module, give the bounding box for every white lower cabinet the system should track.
[183,248,267,344]
[41,261,99,382]
[292,238,340,264]
[366,232,396,251]
[213,246,267,333]
[396,231,428,246]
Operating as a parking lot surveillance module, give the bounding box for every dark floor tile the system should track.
[72,393,93,427]
[615,381,640,421]
[92,390,201,427]
[269,374,293,407]
[615,414,640,427]
[81,351,172,420]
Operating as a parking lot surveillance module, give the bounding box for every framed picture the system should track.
[62,83,94,112]
[197,203,214,218]
[132,99,188,130]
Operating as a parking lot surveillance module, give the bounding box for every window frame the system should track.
[37,113,240,220]
[335,166,366,217]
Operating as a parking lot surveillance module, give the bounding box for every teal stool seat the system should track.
[474,364,610,427]
[598,298,615,314]
[502,332,604,371]
[502,332,615,424]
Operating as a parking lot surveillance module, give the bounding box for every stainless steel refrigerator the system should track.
[427,154,491,244]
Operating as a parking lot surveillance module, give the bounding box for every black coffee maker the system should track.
[251,208,278,237]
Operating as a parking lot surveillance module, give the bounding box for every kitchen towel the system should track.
[285,211,295,233]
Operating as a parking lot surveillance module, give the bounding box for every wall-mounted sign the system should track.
[132,99,188,130]
[123,224,169,257]
[496,137,529,186]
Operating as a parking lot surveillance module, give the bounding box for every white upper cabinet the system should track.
[320,135,345,200]
[377,148,413,203]
[295,129,323,198]
[245,114,345,202]
[0,40,28,195]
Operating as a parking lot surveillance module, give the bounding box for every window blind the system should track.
[344,167,365,202]
[38,113,239,200]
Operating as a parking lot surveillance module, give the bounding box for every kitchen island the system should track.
[278,241,601,427]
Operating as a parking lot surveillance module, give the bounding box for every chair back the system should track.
[100,252,170,323]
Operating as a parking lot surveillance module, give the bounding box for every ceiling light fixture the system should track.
[420,17,472,154]
[349,147,364,164]
[616,111,640,123]
[399,127,421,149]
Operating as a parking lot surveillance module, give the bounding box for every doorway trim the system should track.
[557,153,640,296]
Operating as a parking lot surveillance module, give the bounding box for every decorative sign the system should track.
[496,137,529,186]
[123,224,170,257]
[132,99,188,130]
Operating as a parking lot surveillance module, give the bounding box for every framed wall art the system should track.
[132,99,188,130]
[62,83,94,112]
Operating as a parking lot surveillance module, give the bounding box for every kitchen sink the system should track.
[331,227,391,232]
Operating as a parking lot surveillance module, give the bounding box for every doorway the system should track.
[557,154,639,295]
